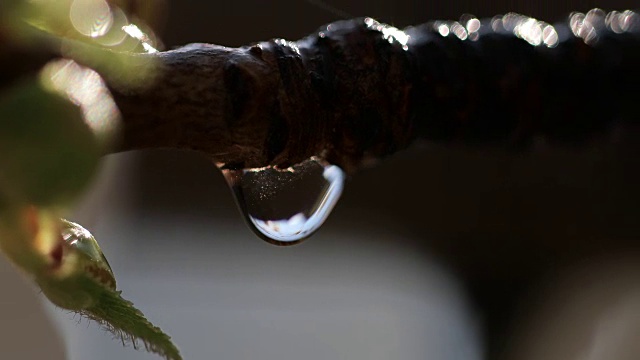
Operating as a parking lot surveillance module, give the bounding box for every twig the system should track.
[5,11,640,173]
[106,11,640,173]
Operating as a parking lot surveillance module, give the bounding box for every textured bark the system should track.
[24,11,640,173]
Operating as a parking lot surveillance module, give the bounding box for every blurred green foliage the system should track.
[0,1,179,359]
[0,78,100,206]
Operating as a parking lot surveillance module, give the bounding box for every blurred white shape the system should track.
[570,11,598,45]
[41,59,120,141]
[69,0,114,38]
[502,13,524,32]
[365,18,409,50]
[500,13,558,47]
[92,6,129,47]
[515,17,542,46]
[273,38,301,55]
[466,18,481,33]
[451,22,468,40]
[141,42,158,53]
[491,15,504,32]
[606,11,625,34]
[569,12,585,36]
[585,8,606,29]
[436,22,450,37]
[542,25,559,48]
[122,24,158,53]
[620,10,638,32]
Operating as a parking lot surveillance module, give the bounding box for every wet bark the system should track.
[6,11,640,173]
[106,11,639,173]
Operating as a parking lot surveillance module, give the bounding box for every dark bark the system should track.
[60,10,640,172]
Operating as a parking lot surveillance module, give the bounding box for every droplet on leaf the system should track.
[60,219,116,289]
[35,218,182,360]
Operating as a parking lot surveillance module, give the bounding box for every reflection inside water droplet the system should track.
[221,157,345,245]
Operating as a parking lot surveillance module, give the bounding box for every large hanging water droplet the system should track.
[221,157,345,245]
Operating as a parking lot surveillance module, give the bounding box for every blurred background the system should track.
[2,0,639,359]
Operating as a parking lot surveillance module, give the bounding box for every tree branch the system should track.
[6,10,640,173]
[106,28,415,173]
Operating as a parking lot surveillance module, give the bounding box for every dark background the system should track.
[124,0,640,358]
[155,0,636,47]
[138,0,640,351]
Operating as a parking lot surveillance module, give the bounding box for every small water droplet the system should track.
[60,219,116,290]
[221,157,345,245]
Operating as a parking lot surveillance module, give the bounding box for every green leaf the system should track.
[38,269,183,360]
[0,78,100,206]
[37,275,183,360]
[80,282,183,360]
[34,219,182,360]
[1,212,182,360]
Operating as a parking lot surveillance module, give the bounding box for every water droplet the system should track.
[221,157,345,245]
[61,219,115,289]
